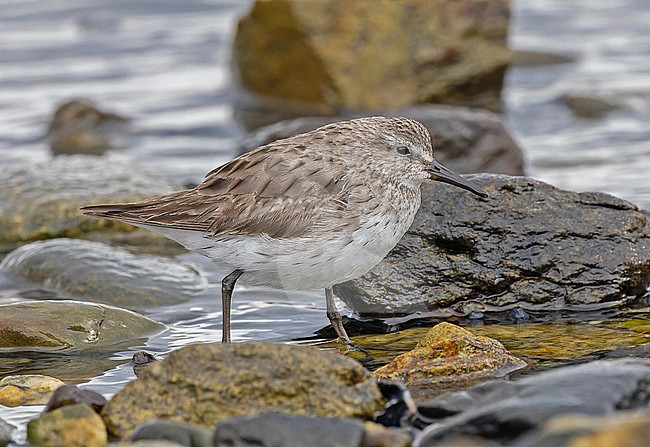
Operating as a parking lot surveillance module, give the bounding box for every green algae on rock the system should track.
[1,239,207,310]
[0,155,178,246]
[0,300,164,352]
[372,323,526,400]
[102,342,384,439]
[27,403,107,447]
[470,321,650,366]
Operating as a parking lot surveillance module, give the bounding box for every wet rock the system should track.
[233,0,510,113]
[335,175,650,316]
[132,351,158,377]
[213,412,364,447]
[27,403,107,447]
[47,99,130,155]
[414,358,650,446]
[373,323,526,400]
[0,300,164,352]
[1,239,207,310]
[130,420,212,447]
[0,418,13,447]
[43,384,107,414]
[0,375,65,407]
[238,105,525,176]
[560,94,621,119]
[102,342,384,439]
[0,155,178,247]
[519,410,650,447]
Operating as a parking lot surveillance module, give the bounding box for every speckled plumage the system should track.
[82,116,486,344]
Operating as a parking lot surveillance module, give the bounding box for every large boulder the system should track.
[1,239,208,310]
[102,342,384,439]
[335,174,650,316]
[233,0,511,112]
[238,106,525,176]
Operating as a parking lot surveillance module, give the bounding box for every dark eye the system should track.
[396,146,410,156]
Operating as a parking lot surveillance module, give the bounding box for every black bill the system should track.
[426,160,488,198]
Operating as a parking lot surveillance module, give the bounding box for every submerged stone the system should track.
[372,323,526,400]
[0,239,207,310]
[336,175,650,316]
[102,342,384,439]
[0,300,164,352]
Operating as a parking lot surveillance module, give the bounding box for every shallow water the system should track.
[1,0,650,443]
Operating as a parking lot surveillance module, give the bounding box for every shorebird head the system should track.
[359,116,488,198]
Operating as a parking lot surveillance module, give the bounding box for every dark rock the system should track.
[47,99,130,155]
[0,155,178,247]
[238,105,525,176]
[213,412,364,447]
[413,358,650,446]
[519,410,650,447]
[102,342,384,439]
[335,175,650,316]
[233,0,510,113]
[27,403,107,447]
[131,420,212,447]
[0,375,65,407]
[132,351,158,377]
[43,384,107,415]
[1,239,207,310]
[0,300,164,352]
[372,323,526,400]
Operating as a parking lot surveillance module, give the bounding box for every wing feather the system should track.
[81,142,353,239]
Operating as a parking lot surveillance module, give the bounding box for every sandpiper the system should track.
[81,117,487,344]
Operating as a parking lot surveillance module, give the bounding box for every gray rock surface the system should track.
[414,358,650,446]
[131,420,212,447]
[213,413,364,447]
[1,239,207,310]
[335,174,650,316]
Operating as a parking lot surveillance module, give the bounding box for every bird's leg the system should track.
[221,269,244,343]
[325,286,352,344]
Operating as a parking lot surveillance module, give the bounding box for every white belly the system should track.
[144,200,419,290]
